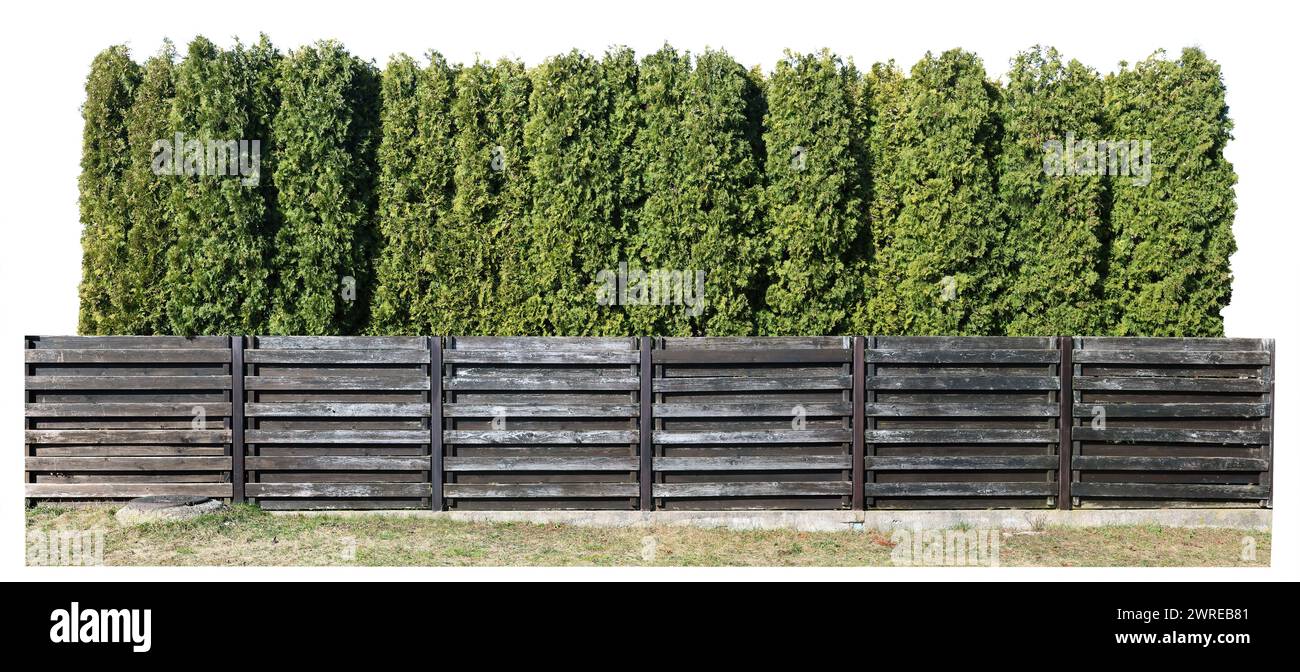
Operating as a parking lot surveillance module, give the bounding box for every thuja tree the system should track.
[864,50,1003,335]
[369,53,457,335]
[1103,48,1237,336]
[163,37,277,335]
[77,46,139,334]
[270,40,381,334]
[119,41,177,334]
[996,46,1107,336]
[518,49,633,335]
[629,47,763,335]
[759,50,868,336]
[449,58,532,335]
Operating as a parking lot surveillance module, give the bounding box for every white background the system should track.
[0,0,1294,580]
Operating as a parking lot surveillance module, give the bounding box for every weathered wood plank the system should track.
[442,430,639,445]
[25,457,232,471]
[245,429,430,444]
[253,336,428,350]
[26,483,233,498]
[660,336,846,349]
[246,483,432,498]
[445,375,639,391]
[25,348,231,364]
[653,402,850,417]
[652,481,852,497]
[1071,456,1269,471]
[862,482,1056,497]
[443,404,639,418]
[244,402,429,417]
[443,350,640,365]
[449,337,634,351]
[652,348,850,364]
[1076,337,1268,351]
[26,375,231,390]
[1072,349,1270,366]
[873,336,1052,349]
[1072,403,1269,418]
[1072,376,1268,393]
[25,402,233,417]
[245,456,430,470]
[862,455,1059,470]
[443,483,639,498]
[1071,427,1269,445]
[866,376,1059,391]
[26,429,230,445]
[863,429,1058,444]
[1070,483,1268,499]
[653,376,850,393]
[244,374,429,391]
[653,429,852,444]
[244,349,430,364]
[28,336,229,349]
[443,457,640,472]
[865,402,1058,417]
[653,456,853,471]
[866,349,1059,364]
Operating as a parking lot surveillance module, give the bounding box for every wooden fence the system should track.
[24,336,1275,510]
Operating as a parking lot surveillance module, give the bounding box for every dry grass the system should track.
[25,505,1269,567]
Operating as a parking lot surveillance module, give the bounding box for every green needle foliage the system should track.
[120,41,177,334]
[518,49,633,335]
[78,46,139,334]
[449,58,532,335]
[163,36,278,336]
[865,50,1003,335]
[370,53,457,335]
[629,46,764,335]
[996,46,1107,336]
[76,41,1238,338]
[269,40,380,335]
[759,50,868,336]
[1103,48,1237,336]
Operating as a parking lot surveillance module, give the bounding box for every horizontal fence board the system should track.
[25,348,230,364]
[1073,376,1268,393]
[443,430,638,445]
[245,483,432,498]
[865,402,1058,417]
[246,429,430,444]
[654,376,850,393]
[26,457,232,471]
[1072,456,1269,471]
[653,402,849,417]
[1073,403,1269,418]
[245,402,429,418]
[444,404,639,418]
[26,375,231,390]
[25,402,233,417]
[863,483,1057,497]
[252,336,427,350]
[444,457,639,472]
[866,348,1059,364]
[25,483,233,498]
[1072,349,1270,365]
[867,376,1059,391]
[443,350,640,365]
[864,429,1058,444]
[26,429,230,445]
[443,483,640,498]
[654,456,853,471]
[1070,483,1268,500]
[653,482,852,498]
[244,349,430,364]
[654,429,852,444]
[245,456,430,471]
[245,374,429,391]
[1072,427,1268,445]
[652,348,850,364]
[863,455,1059,470]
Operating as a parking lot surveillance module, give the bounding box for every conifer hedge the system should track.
[1103,48,1236,336]
[163,37,277,335]
[77,46,138,334]
[996,46,1108,336]
[269,40,380,335]
[77,41,1239,338]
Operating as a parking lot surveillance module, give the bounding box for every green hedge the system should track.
[78,41,1239,337]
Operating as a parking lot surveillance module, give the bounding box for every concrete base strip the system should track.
[271,508,1271,532]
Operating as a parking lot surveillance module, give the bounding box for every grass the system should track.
[25,504,1270,567]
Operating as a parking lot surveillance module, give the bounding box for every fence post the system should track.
[1265,339,1275,508]
[231,335,245,504]
[639,336,653,511]
[852,336,865,511]
[1057,336,1072,510]
[430,336,444,511]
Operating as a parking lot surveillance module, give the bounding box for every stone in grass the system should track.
[115,496,225,526]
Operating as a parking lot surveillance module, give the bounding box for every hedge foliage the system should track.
[78,40,1239,337]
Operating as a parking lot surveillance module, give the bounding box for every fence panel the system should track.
[24,336,235,501]
[441,337,643,510]
[651,337,855,510]
[1069,337,1273,508]
[242,336,433,510]
[863,336,1062,509]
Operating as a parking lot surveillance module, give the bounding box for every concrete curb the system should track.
[270,508,1271,532]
